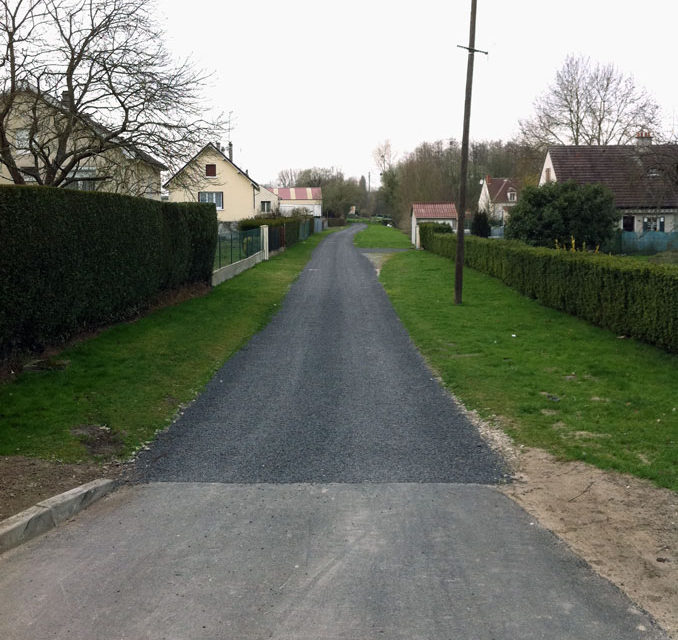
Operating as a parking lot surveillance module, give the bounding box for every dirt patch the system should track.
[463,403,678,638]
[70,424,126,458]
[0,456,125,522]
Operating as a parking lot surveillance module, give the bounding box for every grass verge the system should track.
[0,231,332,462]
[380,250,678,491]
[353,223,412,249]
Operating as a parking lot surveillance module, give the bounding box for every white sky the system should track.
[158,0,678,187]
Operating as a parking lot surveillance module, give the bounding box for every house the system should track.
[270,187,323,217]
[255,185,280,216]
[410,202,457,246]
[477,176,520,224]
[0,87,166,198]
[539,134,678,233]
[164,142,260,225]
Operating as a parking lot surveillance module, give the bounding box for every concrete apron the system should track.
[0,482,665,640]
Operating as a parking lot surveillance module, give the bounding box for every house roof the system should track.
[7,87,167,170]
[272,187,322,200]
[485,176,519,203]
[547,145,678,209]
[163,142,260,189]
[411,202,457,219]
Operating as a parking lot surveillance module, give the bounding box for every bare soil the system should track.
[0,456,125,522]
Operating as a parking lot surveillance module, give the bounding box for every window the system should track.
[198,191,223,210]
[67,167,97,191]
[205,164,217,177]
[642,216,665,232]
[14,129,30,149]
[507,189,517,202]
[622,215,635,232]
[545,168,551,183]
[260,200,271,213]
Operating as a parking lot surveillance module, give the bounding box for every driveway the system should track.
[0,226,667,639]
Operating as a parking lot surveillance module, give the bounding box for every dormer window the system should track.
[205,163,217,178]
[507,189,517,202]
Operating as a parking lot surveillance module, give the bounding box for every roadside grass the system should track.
[353,223,412,249]
[380,250,678,491]
[0,231,332,463]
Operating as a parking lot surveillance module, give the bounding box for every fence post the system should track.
[262,225,269,260]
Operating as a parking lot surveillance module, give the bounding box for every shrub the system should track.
[0,185,216,359]
[419,228,678,353]
[505,180,617,248]
[471,211,491,238]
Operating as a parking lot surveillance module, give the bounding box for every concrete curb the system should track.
[0,478,115,554]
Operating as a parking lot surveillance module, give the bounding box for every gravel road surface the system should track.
[133,224,507,484]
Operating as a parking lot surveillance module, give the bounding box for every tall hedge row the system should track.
[0,185,217,359]
[418,223,678,353]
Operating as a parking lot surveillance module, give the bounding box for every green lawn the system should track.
[353,223,412,249]
[380,250,678,491]
[0,231,333,462]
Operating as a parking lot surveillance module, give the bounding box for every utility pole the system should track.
[455,0,486,304]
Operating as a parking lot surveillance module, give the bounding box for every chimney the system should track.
[228,141,233,161]
[635,130,653,147]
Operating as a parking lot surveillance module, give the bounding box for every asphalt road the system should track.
[0,226,667,639]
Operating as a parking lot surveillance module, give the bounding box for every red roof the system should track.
[485,176,519,203]
[411,202,457,219]
[272,187,322,200]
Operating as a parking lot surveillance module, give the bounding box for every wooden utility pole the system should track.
[455,0,485,304]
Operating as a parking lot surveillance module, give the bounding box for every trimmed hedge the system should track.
[0,185,217,359]
[419,223,678,353]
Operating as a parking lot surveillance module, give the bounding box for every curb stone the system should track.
[0,478,115,554]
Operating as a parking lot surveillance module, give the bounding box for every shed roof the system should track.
[272,187,322,200]
[411,202,457,219]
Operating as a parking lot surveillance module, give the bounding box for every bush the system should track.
[505,180,617,249]
[419,227,678,353]
[0,185,216,359]
[238,215,314,252]
[471,211,491,238]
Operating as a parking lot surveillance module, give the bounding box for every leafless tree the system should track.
[373,139,396,172]
[0,0,228,193]
[276,168,298,188]
[519,55,661,148]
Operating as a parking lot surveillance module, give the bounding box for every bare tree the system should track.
[276,168,299,187]
[0,0,228,194]
[373,139,396,172]
[520,55,661,148]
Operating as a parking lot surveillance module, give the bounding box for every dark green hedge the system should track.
[0,185,216,359]
[418,224,678,353]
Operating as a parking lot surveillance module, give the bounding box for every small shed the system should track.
[410,202,458,246]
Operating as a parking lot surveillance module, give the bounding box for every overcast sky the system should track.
[158,1,678,187]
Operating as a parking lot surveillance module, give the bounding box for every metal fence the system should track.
[605,230,678,254]
[214,227,261,270]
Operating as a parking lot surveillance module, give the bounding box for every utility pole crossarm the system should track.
[456,44,488,56]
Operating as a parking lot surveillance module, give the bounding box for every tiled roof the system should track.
[548,145,678,209]
[411,202,457,219]
[485,176,519,203]
[272,187,322,200]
